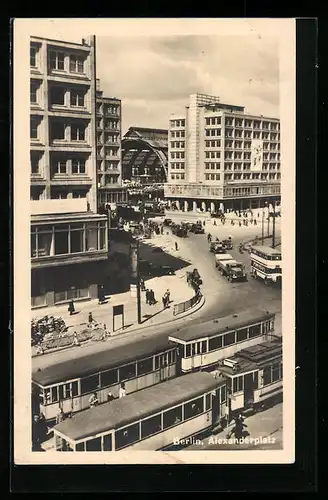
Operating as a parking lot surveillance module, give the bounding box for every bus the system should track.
[168,309,276,373]
[249,245,282,285]
[53,371,226,452]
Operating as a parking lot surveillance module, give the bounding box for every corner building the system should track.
[164,93,281,212]
[30,36,108,308]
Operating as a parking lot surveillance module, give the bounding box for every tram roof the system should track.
[168,309,275,343]
[219,339,282,376]
[250,246,281,256]
[32,335,174,386]
[54,372,221,441]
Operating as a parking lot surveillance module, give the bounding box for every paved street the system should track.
[184,403,283,451]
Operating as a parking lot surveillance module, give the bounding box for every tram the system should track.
[52,337,282,452]
[53,371,226,452]
[32,336,180,424]
[168,309,275,373]
[249,246,282,285]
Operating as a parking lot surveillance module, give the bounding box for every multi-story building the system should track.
[30,36,108,309]
[96,80,127,207]
[164,93,281,212]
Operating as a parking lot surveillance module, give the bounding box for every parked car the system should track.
[139,261,175,277]
[190,224,205,234]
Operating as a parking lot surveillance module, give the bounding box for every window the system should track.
[71,90,85,107]
[223,331,236,347]
[52,160,67,175]
[233,376,243,393]
[99,368,118,388]
[85,437,102,451]
[50,51,65,71]
[50,86,65,106]
[69,54,85,73]
[141,414,162,439]
[115,423,140,450]
[237,328,248,342]
[103,434,112,451]
[208,335,223,351]
[137,357,153,376]
[30,153,40,174]
[81,374,100,394]
[262,367,271,386]
[185,344,191,357]
[272,364,281,382]
[119,363,136,381]
[220,386,226,403]
[71,123,85,141]
[184,397,204,420]
[253,372,259,389]
[30,46,37,67]
[85,224,98,251]
[72,159,86,174]
[249,323,261,338]
[163,406,182,429]
[99,223,107,250]
[54,225,69,254]
[205,393,211,411]
[30,81,38,104]
[70,225,84,253]
[30,117,39,139]
[76,442,85,451]
[51,121,66,140]
[51,386,58,402]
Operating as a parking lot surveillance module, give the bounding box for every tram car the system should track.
[53,371,227,452]
[215,336,283,417]
[168,309,276,373]
[32,336,180,425]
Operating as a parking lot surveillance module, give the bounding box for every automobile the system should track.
[163,218,173,226]
[190,224,205,234]
[139,261,175,277]
[210,242,226,254]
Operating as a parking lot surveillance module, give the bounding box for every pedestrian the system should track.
[98,285,105,305]
[145,289,150,304]
[89,392,98,408]
[72,331,80,346]
[56,407,64,424]
[150,289,156,305]
[161,225,164,235]
[68,300,75,316]
[165,289,170,306]
[175,241,178,251]
[207,233,212,243]
[88,312,94,324]
[162,295,166,309]
[254,219,257,226]
[140,278,145,291]
[213,219,217,226]
[203,220,206,227]
[107,391,115,402]
[119,383,126,399]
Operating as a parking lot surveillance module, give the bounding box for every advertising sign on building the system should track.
[250,139,263,172]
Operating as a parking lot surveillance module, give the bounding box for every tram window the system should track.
[201,341,207,353]
[249,324,261,338]
[184,397,204,420]
[141,414,162,439]
[81,374,100,395]
[119,363,136,381]
[223,332,235,347]
[167,350,175,365]
[163,406,183,429]
[101,369,118,387]
[220,386,226,403]
[103,434,112,451]
[155,355,160,370]
[76,442,85,451]
[64,383,71,399]
[137,357,153,376]
[115,423,140,450]
[233,378,238,393]
[237,328,248,342]
[226,378,232,393]
[62,439,73,452]
[208,335,223,351]
[185,344,191,357]
[85,437,102,451]
[191,343,196,356]
[233,376,243,393]
[253,372,259,389]
[44,389,51,404]
[270,320,274,330]
[71,381,78,397]
[272,364,280,382]
[205,393,211,410]
[161,353,168,367]
[58,385,64,400]
[262,366,271,386]
[51,386,58,402]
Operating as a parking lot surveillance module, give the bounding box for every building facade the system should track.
[96,80,128,207]
[30,36,108,309]
[164,93,281,212]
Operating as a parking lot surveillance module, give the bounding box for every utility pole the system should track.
[130,238,142,324]
[272,199,276,248]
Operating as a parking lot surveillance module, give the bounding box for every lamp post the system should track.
[130,238,142,324]
[261,203,265,245]
[272,199,276,248]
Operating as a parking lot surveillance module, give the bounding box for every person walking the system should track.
[68,300,75,316]
[119,383,126,399]
[98,285,105,305]
[145,289,150,304]
[56,407,64,424]
[165,289,170,307]
[72,332,80,347]
[88,312,94,324]
[150,290,156,305]
[175,241,179,251]
[162,295,166,309]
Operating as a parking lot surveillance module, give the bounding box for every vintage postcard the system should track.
[13,18,295,465]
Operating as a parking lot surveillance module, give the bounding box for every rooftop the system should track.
[54,372,221,440]
[168,308,275,343]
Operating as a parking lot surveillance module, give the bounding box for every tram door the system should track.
[244,373,255,408]
[211,389,220,425]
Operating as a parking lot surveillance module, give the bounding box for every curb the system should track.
[32,294,206,357]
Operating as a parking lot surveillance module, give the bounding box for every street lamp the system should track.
[271,199,276,248]
[130,239,142,324]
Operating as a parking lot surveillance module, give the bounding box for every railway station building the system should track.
[164,93,281,212]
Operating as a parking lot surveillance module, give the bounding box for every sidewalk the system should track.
[31,269,197,356]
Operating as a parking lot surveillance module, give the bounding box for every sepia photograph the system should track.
[13,18,295,465]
